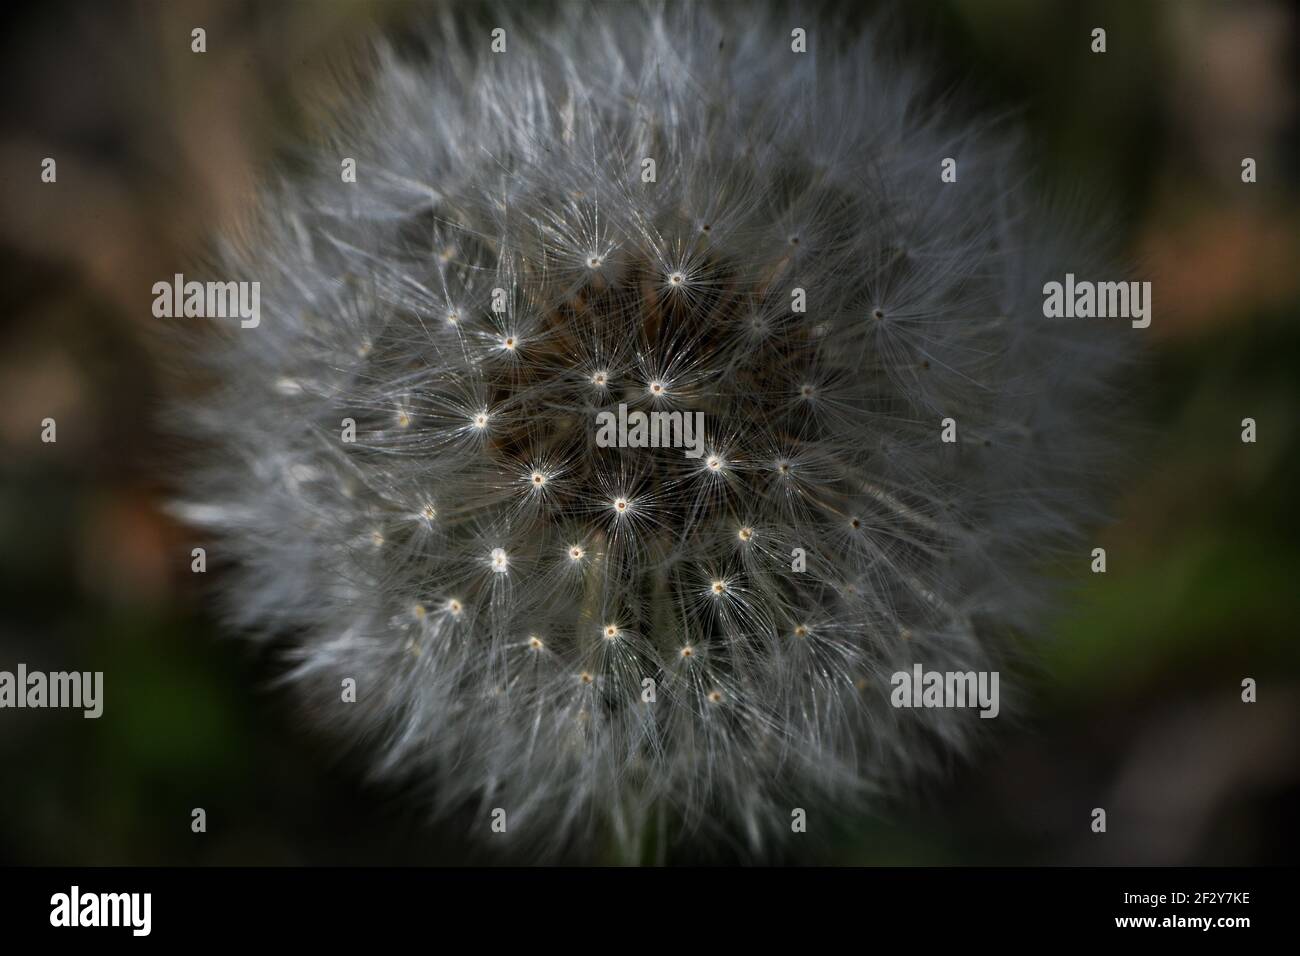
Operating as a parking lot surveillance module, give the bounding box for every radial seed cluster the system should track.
[176,4,1128,857]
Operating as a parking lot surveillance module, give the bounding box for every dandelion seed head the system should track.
[176,3,1131,860]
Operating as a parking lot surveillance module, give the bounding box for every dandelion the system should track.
[175,3,1130,860]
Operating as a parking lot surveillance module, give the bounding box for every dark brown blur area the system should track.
[1,0,1296,864]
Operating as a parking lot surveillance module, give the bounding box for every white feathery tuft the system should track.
[175,2,1131,860]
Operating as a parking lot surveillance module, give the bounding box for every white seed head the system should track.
[175,4,1130,860]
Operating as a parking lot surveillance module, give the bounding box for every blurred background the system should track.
[0,0,1296,865]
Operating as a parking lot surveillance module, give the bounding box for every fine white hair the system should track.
[174,1,1131,860]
